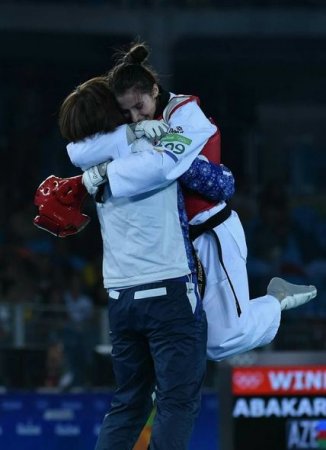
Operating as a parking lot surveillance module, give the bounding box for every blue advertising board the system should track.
[0,391,219,450]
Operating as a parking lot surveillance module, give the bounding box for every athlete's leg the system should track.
[193,210,316,361]
[194,212,281,360]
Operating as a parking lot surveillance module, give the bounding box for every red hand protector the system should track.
[33,175,90,237]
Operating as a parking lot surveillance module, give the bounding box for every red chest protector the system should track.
[161,94,221,220]
[184,126,221,220]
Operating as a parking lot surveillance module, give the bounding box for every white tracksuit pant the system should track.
[191,202,281,361]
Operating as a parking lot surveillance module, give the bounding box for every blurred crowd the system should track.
[232,179,326,350]
[234,180,326,315]
[0,63,107,388]
[0,60,325,388]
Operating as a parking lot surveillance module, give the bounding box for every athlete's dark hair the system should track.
[59,76,125,142]
[107,42,159,96]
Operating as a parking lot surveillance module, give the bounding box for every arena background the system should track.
[0,1,326,449]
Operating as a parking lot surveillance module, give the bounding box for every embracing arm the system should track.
[180,157,235,202]
[106,101,217,197]
[67,100,216,199]
[66,125,133,170]
[66,121,169,170]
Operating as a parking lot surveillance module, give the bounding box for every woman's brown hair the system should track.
[59,76,125,142]
[107,42,159,96]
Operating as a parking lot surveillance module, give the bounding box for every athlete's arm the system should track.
[66,125,133,170]
[180,158,235,201]
[106,101,216,197]
[66,121,168,170]
[67,100,216,198]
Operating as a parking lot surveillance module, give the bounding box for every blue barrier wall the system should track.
[0,391,219,450]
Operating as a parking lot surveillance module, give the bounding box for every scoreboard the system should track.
[226,352,326,450]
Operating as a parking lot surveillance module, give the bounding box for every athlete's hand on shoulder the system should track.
[82,162,109,196]
[134,120,169,142]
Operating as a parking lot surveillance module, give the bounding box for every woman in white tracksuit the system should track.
[66,43,317,364]
[60,77,210,450]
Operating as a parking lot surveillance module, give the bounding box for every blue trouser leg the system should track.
[147,282,207,450]
[95,290,156,450]
[95,333,155,450]
[95,279,207,450]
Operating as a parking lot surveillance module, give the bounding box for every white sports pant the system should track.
[190,202,281,361]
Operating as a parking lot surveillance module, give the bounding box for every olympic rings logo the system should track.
[233,371,264,390]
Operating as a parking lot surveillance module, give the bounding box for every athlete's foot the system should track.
[267,277,317,311]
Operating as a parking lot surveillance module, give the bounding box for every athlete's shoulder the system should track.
[163,93,200,122]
